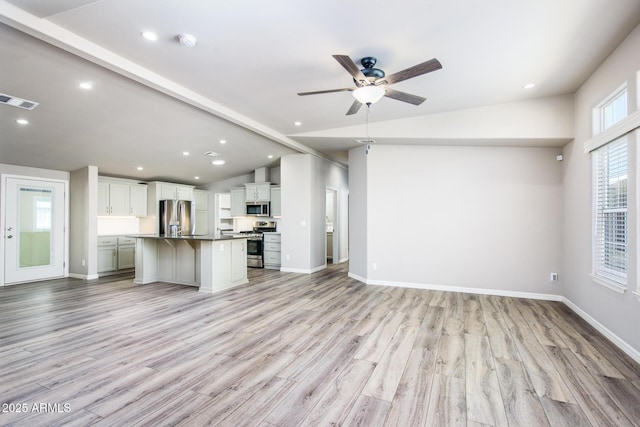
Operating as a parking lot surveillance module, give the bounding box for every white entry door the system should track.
[4,177,66,284]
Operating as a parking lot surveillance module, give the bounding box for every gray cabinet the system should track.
[263,233,281,269]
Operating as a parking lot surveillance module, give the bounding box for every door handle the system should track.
[7,235,13,239]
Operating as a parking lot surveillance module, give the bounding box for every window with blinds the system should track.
[592,136,628,287]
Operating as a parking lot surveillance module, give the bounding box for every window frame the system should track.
[591,136,628,291]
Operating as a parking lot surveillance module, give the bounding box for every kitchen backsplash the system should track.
[97,217,140,236]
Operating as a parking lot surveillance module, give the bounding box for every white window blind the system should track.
[592,136,628,287]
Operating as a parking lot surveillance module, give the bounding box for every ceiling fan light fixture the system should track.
[353,85,385,105]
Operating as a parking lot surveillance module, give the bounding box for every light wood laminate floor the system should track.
[1,264,639,426]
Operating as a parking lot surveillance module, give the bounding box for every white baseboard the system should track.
[69,273,99,280]
[281,264,327,274]
[359,277,563,301]
[347,271,368,284]
[563,297,640,364]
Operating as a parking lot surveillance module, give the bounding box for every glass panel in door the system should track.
[4,177,65,284]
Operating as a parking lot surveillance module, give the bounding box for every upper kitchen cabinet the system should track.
[230,188,246,217]
[129,185,148,216]
[158,183,193,201]
[244,183,270,202]
[98,179,148,216]
[193,189,210,235]
[270,186,281,217]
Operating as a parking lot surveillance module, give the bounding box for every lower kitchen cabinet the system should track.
[98,235,135,274]
[263,232,281,269]
[117,236,136,269]
[97,237,118,273]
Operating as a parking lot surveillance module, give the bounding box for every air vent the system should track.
[355,139,376,144]
[204,151,221,157]
[0,93,39,110]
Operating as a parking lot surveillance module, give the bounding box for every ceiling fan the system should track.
[298,55,442,115]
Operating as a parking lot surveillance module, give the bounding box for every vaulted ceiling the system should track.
[1,0,640,184]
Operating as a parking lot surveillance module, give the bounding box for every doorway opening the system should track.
[326,187,338,265]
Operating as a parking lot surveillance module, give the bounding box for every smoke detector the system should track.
[178,33,197,47]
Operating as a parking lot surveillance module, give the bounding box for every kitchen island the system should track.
[130,234,248,293]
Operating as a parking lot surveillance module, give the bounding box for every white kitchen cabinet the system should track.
[263,232,281,269]
[244,183,270,202]
[270,186,281,217]
[98,236,136,274]
[195,210,208,235]
[129,185,148,216]
[117,236,136,269]
[117,245,135,269]
[97,236,118,273]
[159,183,193,201]
[98,181,129,216]
[230,188,246,217]
[193,189,209,210]
[98,179,148,217]
[193,190,210,235]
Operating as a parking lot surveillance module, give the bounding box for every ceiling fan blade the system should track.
[298,88,353,96]
[378,58,442,85]
[346,99,363,115]
[333,55,368,86]
[384,88,426,105]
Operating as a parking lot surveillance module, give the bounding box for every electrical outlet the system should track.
[285,254,291,261]
[372,263,377,271]
[81,259,86,267]
[550,273,558,281]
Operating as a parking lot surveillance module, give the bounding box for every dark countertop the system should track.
[125,234,248,241]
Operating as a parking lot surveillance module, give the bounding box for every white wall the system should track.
[350,144,563,297]
[563,23,640,356]
[281,154,348,273]
[69,166,98,279]
[348,145,368,280]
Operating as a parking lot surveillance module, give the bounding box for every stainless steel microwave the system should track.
[246,202,270,217]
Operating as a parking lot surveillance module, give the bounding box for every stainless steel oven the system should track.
[240,221,277,268]
[246,236,264,268]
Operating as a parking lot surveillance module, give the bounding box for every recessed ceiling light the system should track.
[268,155,274,159]
[219,139,227,144]
[137,166,144,171]
[294,121,302,126]
[523,83,535,89]
[78,82,93,90]
[15,118,28,125]
[141,31,158,41]
[211,159,226,166]
[194,176,200,180]
[183,151,190,156]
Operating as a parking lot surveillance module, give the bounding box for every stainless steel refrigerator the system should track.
[159,199,195,236]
